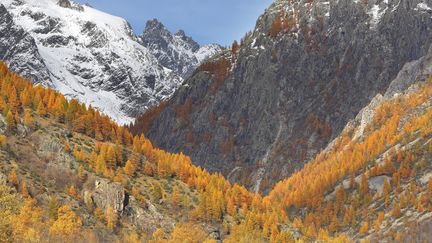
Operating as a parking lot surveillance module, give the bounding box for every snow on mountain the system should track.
[141,19,223,79]
[1,0,220,124]
[0,4,51,86]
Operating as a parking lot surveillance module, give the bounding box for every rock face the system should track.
[141,19,222,79]
[124,196,175,232]
[145,0,432,193]
[0,5,50,86]
[91,179,126,214]
[0,0,221,124]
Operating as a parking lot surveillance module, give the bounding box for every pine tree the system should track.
[49,205,82,240]
[171,186,181,206]
[106,206,117,231]
[231,40,239,54]
[68,185,78,199]
[23,109,33,129]
[6,110,16,130]
[78,165,86,183]
[106,146,116,168]
[359,221,369,235]
[124,160,135,177]
[96,154,107,174]
[392,203,402,218]
[8,87,20,113]
[144,162,154,176]
[383,178,391,207]
[36,101,46,117]
[8,168,18,186]
[48,196,60,220]
[20,179,29,197]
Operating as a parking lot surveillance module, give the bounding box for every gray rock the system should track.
[0,172,6,185]
[145,0,432,193]
[57,0,71,9]
[385,45,432,98]
[141,19,222,79]
[123,196,175,232]
[91,179,125,214]
[0,4,51,86]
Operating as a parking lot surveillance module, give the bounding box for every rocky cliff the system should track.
[141,19,222,79]
[0,5,51,86]
[143,0,432,193]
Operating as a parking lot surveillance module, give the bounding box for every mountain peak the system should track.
[141,19,221,78]
[144,18,169,34]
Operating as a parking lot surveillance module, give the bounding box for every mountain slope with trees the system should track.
[137,0,432,193]
[0,0,220,124]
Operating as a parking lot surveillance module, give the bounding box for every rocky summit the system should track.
[142,0,432,193]
[141,19,222,79]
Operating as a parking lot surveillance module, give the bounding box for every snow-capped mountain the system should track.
[0,4,51,86]
[0,0,220,124]
[141,19,222,79]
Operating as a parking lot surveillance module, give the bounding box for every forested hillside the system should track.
[4,36,432,242]
[0,62,304,242]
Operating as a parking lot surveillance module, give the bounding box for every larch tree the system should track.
[171,186,181,206]
[124,160,135,177]
[49,205,82,241]
[23,109,34,129]
[105,206,117,231]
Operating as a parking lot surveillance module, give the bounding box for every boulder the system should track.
[91,179,125,214]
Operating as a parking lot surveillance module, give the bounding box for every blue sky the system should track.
[76,0,273,46]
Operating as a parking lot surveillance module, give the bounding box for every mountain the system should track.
[4,50,432,242]
[0,5,51,86]
[141,19,222,79]
[269,58,432,241]
[137,0,432,193]
[0,0,220,124]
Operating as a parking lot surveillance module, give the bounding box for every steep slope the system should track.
[1,0,220,125]
[0,4,51,86]
[268,67,432,242]
[141,19,222,79]
[0,61,313,242]
[0,62,237,242]
[141,0,432,193]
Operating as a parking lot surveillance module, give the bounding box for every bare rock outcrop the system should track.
[91,179,126,214]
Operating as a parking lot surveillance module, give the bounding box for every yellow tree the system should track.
[124,160,135,177]
[170,223,208,243]
[23,109,34,129]
[106,146,116,168]
[49,205,82,241]
[36,101,46,117]
[11,199,44,243]
[151,228,166,243]
[68,185,78,199]
[95,154,107,174]
[78,165,86,183]
[106,206,117,231]
[8,168,18,187]
[6,110,16,130]
[20,180,29,198]
[383,178,392,207]
[48,196,59,220]
[171,186,181,206]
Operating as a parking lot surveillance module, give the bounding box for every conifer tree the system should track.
[6,110,16,130]
[171,186,181,206]
[106,206,117,231]
[124,160,135,177]
[23,109,33,129]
